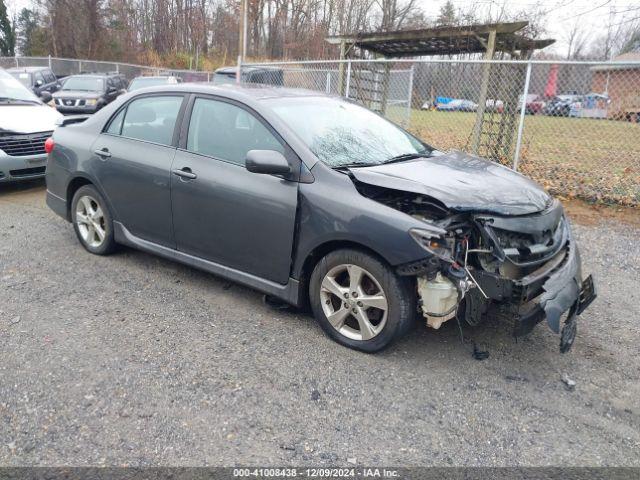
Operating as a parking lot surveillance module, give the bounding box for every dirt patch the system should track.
[563,198,640,228]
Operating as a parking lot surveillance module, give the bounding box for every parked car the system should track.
[436,99,478,112]
[519,94,545,114]
[213,66,284,86]
[485,98,504,113]
[543,95,582,117]
[128,75,181,92]
[53,73,127,114]
[0,69,62,182]
[7,66,61,98]
[44,84,596,353]
[569,93,609,119]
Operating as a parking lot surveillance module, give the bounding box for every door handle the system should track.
[94,148,111,158]
[172,168,197,180]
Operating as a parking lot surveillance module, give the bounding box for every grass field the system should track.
[403,110,640,206]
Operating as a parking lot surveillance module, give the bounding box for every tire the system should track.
[309,249,416,353]
[71,185,117,255]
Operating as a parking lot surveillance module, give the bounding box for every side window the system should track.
[106,108,126,135]
[186,98,284,165]
[34,72,45,85]
[120,96,183,146]
[44,70,56,83]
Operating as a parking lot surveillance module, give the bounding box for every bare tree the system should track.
[565,19,588,59]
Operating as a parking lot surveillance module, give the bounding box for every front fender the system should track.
[292,167,429,278]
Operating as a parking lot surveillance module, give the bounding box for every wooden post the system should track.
[471,29,496,155]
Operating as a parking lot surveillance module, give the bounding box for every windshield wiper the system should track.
[380,151,433,165]
[331,149,434,169]
[332,162,379,169]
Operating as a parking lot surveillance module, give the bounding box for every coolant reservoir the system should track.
[418,272,459,329]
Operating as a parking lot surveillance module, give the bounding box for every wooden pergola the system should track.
[326,22,554,159]
[326,22,554,58]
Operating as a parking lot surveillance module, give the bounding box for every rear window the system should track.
[213,73,236,85]
[10,71,32,87]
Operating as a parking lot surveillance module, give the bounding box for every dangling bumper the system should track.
[470,240,596,353]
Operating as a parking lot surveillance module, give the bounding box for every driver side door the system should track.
[170,96,300,284]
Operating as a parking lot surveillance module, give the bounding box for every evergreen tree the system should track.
[16,8,44,56]
[436,1,457,26]
[0,0,15,56]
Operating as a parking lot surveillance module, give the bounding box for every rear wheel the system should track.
[71,185,116,255]
[309,249,415,352]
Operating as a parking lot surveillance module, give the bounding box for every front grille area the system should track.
[9,166,46,177]
[56,98,85,107]
[0,131,52,157]
[491,217,565,266]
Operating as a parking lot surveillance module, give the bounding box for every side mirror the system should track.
[35,79,43,87]
[39,91,53,103]
[108,86,117,94]
[246,150,291,175]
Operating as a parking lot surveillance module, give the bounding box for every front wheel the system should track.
[309,249,416,352]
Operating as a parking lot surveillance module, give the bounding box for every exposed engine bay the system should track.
[356,182,597,353]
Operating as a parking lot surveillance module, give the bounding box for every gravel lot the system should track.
[1,180,639,467]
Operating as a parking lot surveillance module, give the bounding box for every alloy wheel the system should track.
[75,195,106,248]
[319,264,388,341]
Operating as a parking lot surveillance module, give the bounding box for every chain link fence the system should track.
[0,56,211,82]
[243,59,640,207]
[2,55,638,206]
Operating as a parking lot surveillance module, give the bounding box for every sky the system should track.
[417,0,640,55]
[5,0,640,56]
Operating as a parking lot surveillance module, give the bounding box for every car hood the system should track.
[0,104,62,134]
[53,90,101,99]
[348,151,551,215]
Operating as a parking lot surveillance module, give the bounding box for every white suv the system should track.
[0,69,62,183]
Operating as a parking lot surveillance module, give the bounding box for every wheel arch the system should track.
[65,174,115,222]
[294,239,392,310]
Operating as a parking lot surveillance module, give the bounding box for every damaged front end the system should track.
[359,184,596,353]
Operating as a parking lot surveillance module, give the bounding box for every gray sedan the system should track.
[44,84,595,353]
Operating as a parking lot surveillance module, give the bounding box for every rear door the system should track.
[91,94,186,247]
[170,95,299,284]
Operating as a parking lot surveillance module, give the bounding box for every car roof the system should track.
[131,76,176,80]
[215,66,283,74]
[72,72,123,78]
[68,74,109,79]
[131,82,330,102]
[7,66,50,73]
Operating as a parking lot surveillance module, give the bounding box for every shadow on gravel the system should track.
[117,240,566,373]
[0,178,46,196]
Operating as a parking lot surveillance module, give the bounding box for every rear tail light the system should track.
[44,137,55,154]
